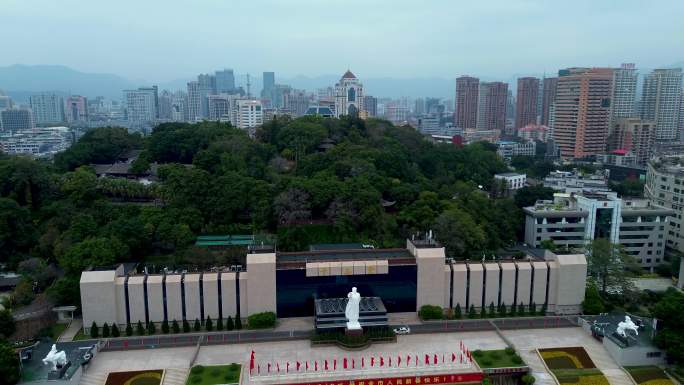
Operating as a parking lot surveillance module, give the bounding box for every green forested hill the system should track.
[0,116,521,307]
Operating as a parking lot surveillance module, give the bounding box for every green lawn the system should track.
[39,323,68,340]
[186,364,241,385]
[472,349,526,368]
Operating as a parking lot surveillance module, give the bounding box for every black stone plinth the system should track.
[345,327,363,337]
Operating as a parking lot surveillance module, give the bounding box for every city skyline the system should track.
[2,0,684,82]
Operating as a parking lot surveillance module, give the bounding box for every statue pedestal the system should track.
[345,327,363,337]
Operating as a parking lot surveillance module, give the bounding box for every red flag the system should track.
[425,354,429,365]
[343,357,348,369]
[267,363,271,373]
[398,355,402,366]
[371,356,375,367]
[452,353,456,362]
[250,351,255,374]
[415,355,418,366]
[306,361,309,371]
[325,360,328,371]
[334,359,337,370]
[286,362,289,373]
[380,356,384,367]
[352,358,355,369]
[389,356,392,367]
[276,363,280,373]
[361,357,365,368]
[434,354,438,364]
[297,361,301,371]
[315,361,318,371]
[442,354,445,364]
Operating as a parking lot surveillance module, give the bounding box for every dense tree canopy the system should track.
[0,117,521,313]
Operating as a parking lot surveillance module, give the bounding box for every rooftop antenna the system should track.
[246,73,251,99]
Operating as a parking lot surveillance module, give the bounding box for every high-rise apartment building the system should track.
[334,70,364,117]
[261,72,275,101]
[610,118,656,166]
[171,91,188,122]
[641,68,683,141]
[124,87,158,123]
[541,77,558,127]
[363,95,378,118]
[0,95,12,111]
[187,81,202,122]
[609,63,638,131]
[30,94,65,124]
[553,68,613,159]
[1,109,34,131]
[414,98,425,115]
[235,100,263,130]
[476,82,508,132]
[645,156,684,253]
[216,69,235,93]
[208,94,236,122]
[283,89,311,117]
[515,77,540,129]
[455,76,479,129]
[65,95,88,122]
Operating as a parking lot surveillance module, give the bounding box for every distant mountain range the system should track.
[1,63,682,103]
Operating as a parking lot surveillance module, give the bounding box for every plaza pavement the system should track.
[82,327,631,385]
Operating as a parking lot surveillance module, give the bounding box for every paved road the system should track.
[98,316,578,351]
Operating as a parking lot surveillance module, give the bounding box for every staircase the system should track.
[163,368,190,385]
[515,348,556,385]
[79,372,107,385]
[582,340,635,385]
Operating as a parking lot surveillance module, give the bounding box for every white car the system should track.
[393,326,410,335]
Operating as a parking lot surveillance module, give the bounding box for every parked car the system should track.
[393,326,410,335]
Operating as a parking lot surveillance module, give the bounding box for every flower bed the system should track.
[625,366,675,385]
[104,370,164,385]
[538,347,596,369]
[538,347,609,385]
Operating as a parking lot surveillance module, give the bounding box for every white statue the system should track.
[345,287,362,330]
[616,315,639,337]
[42,344,68,371]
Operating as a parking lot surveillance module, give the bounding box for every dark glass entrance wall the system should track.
[594,208,614,239]
[276,265,417,317]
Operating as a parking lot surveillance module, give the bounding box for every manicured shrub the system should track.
[205,316,213,331]
[468,305,477,319]
[235,316,242,330]
[504,347,515,355]
[125,323,133,336]
[191,365,204,374]
[90,322,99,338]
[216,318,224,331]
[161,320,169,334]
[247,312,276,329]
[480,306,487,319]
[111,324,120,337]
[210,367,221,377]
[418,305,443,320]
[454,304,462,319]
[136,320,145,335]
[194,318,201,332]
[147,322,156,335]
[522,374,536,384]
[473,350,483,357]
[499,303,507,317]
[102,323,110,338]
[512,355,523,365]
[229,363,240,371]
[190,376,201,384]
[226,316,234,331]
[172,319,180,334]
[183,320,191,333]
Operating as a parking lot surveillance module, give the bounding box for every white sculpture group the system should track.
[345,287,362,330]
[616,315,639,338]
[43,344,68,371]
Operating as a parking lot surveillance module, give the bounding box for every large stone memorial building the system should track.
[80,239,587,329]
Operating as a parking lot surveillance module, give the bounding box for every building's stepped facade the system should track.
[79,372,107,385]
[582,341,635,385]
[162,368,190,385]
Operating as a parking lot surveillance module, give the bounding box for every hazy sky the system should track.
[2,0,683,82]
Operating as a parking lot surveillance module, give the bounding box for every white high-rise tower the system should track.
[334,70,365,117]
